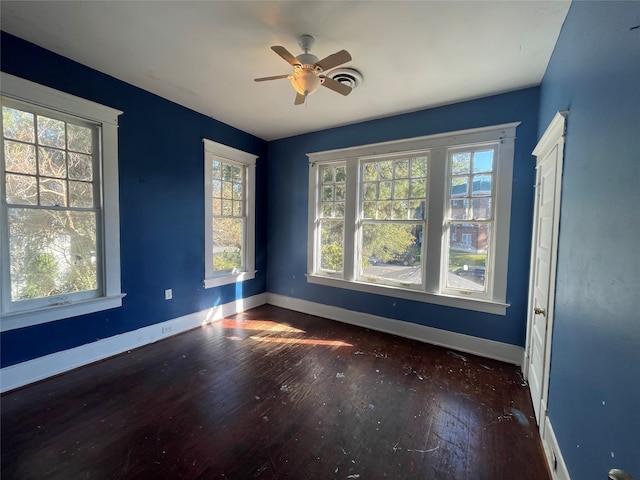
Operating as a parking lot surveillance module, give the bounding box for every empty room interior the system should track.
[0,1,638,480]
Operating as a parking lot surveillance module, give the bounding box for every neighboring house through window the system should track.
[307,123,518,315]
[0,73,123,331]
[203,139,256,288]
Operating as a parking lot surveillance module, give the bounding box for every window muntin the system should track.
[3,101,101,309]
[1,73,123,330]
[317,163,345,275]
[444,147,497,294]
[358,155,427,287]
[307,123,518,314]
[203,139,256,288]
[211,159,246,274]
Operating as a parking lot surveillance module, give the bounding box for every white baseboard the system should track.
[0,293,267,393]
[266,293,524,366]
[1,292,525,393]
[542,415,571,480]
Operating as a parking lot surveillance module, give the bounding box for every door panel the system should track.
[525,112,565,428]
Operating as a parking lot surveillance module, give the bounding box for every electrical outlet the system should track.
[164,289,172,300]
[162,326,172,334]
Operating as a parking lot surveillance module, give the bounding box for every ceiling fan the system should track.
[255,34,353,105]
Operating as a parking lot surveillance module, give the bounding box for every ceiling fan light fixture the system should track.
[291,68,321,96]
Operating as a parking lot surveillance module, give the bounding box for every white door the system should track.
[525,112,566,426]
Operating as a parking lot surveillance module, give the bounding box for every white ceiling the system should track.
[1,1,570,141]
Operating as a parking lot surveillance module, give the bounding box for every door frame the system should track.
[524,111,567,436]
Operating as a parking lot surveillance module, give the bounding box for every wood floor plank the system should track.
[1,305,550,479]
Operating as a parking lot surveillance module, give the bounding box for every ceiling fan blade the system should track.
[294,93,306,105]
[271,46,301,66]
[254,74,292,82]
[315,50,352,71]
[321,76,352,96]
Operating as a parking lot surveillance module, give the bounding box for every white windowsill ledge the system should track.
[203,270,257,289]
[306,274,509,315]
[0,294,127,332]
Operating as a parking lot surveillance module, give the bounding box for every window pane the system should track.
[472,198,492,220]
[379,181,392,200]
[377,201,393,220]
[213,217,243,272]
[472,174,492,196]
[378,161,393,180]
[68,152,93,181]
[393,200,408,219]
[395,159,409,178]
[335,166,346,182]
[40,178,67,206]
[450,176,468,197]
[394,179,409,199]
[232,166,242,183]
[472,150,493,173]
[364,163,378,181]
[319,220,343,272]
[211,161,221,179]
[38,147,67,178]
[410,179,426,199]
[222,181,233,199]
[69,181,94,208]
[360,223,422,285]
[363,201,376,219]
[222,164,232,181]
[5,173,37,205]
[8,208,98,301]
[212,198,221,216]
[2,107,35,142]
[4,140,36,174]
[232,183,242,200]
[451,152,471,174]
[67,124,92,154]
[323,185,333,202]
[450,199,469,220]
[409,200,425,220]
[322,203,333,217]
[322,166,334,182]
[335,184,346,201]
[37,116,66,148]
[447,223,489,292]
[221,199,232,216]
[363,183,376,201]
[410,156,427,178]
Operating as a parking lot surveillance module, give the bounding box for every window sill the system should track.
[0,294,126,332]
[306,274,509,315]
[203,270,257,289]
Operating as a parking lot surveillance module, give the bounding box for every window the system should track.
[1,73,123,331]
[203,139,256,288]
[307,123,518,315]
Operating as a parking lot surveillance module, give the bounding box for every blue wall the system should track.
[538,2,640,479]
[267,88,540,346]
[0,32,268,367]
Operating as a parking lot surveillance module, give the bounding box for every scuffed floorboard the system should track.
[1,305,550,479]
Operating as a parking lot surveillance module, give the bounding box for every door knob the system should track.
[609,469,634,480]
[534,307,546,316]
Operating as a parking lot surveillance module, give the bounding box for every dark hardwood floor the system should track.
[1,305,550,480]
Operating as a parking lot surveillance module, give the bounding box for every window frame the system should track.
[0,72,124,332]
[203,138,257,288]
[307,123,519,315]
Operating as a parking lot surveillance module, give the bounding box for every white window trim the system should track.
[0,72,124,332]
[203,138,257,289]
[307,123,519,316]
